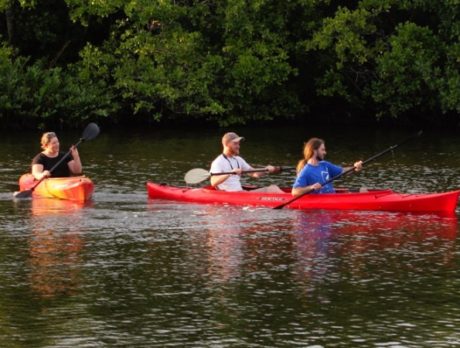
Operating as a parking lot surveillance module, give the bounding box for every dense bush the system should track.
[0,0,459,128]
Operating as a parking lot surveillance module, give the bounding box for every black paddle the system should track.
[13,123,100,199]
[273,130,423,210]
[184,166,295,185]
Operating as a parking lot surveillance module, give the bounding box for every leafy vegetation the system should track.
[0,0,459,128]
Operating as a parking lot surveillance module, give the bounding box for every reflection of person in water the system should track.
[29,200,85,298]
[291,211,334,284]
[29,229,83,298]
[190,206,296,285]
[201,206,245,284]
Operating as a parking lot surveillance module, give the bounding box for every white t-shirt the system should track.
[210,154,252,191]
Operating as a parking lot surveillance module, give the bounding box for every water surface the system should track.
[0,126,459,347]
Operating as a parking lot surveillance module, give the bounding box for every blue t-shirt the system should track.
[293,161,343,194]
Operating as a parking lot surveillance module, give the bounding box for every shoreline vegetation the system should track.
[1,0,459,130]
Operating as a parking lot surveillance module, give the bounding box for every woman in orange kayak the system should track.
[32,132,82,180]
[292,138,363,196]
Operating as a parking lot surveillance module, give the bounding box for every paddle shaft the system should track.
[211,166,295,177]
[273,131,422,209]
[211,168,268,176]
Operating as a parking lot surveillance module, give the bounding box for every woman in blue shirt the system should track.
[292,138,363,196]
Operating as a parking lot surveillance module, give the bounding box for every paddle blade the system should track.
[13,189,33,199]
[82,123,100,141]
[184,168,210,184]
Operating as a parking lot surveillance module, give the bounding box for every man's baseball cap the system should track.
[222,132,245,146]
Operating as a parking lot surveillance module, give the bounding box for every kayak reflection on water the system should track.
[28,199,88,298]
[291,210,458,288]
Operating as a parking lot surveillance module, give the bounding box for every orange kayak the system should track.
[19,174,94,202]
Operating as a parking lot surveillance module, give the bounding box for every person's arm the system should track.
[291,166,322,196]
[31,154,50,180]
[210,168,242,187]
[291,182,322,196]
[342,161,363,173]
[250,165,281,178]
[32,164,51,180]
[239,158,279,178]
[67,146,82,174]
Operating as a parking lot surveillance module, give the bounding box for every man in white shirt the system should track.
[209,132,283,192]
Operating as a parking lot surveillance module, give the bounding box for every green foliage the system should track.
[0,45,115,128]
[216,0,300,124]
[0,0,459,128]
[304,5,378,106]
[304,0,460,120]
[309,7,375,68]
[370,22,441,117]
[72,0,301,126]
[65,0,125,23]
[0,0,10,11]
[438,43,460,113]
[113,29,225,118]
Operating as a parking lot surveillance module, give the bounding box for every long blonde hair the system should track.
[40,132,57,150]
[296,138,324,173]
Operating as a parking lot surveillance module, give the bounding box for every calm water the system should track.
[0,126,459,347]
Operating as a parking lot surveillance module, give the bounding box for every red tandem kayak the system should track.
[146,182,460,214]
[19,174,94,202]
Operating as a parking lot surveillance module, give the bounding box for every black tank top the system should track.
[32,152,73,177]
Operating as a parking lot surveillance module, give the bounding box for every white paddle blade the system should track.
[184,168,210,184]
